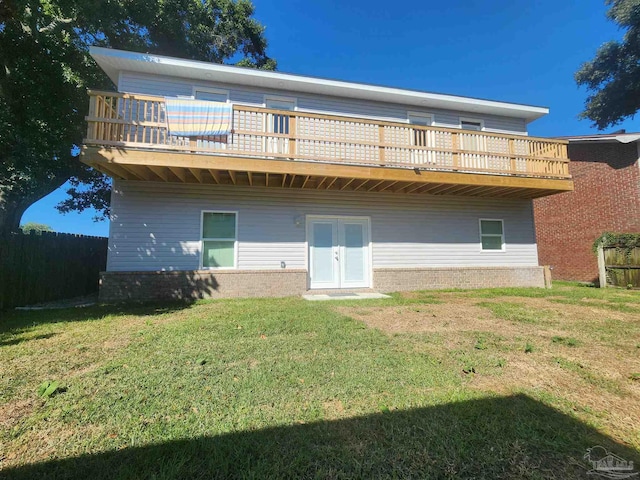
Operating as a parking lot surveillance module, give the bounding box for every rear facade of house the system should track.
[534,134,640,282]
[83,48,573,302]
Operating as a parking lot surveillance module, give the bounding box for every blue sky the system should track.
[22,0,635,236]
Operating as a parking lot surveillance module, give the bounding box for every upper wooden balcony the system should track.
[82,90,573,198]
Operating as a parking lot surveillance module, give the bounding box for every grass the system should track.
[552,356,623,396]
[1,283,639,479]
[476,301,553,324]
[471,281,640,313]
[552,336,580,347]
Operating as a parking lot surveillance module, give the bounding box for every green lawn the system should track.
[1,283,639,479]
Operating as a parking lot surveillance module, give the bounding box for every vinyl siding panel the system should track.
[118,72,528,135]
[107,180,539,272]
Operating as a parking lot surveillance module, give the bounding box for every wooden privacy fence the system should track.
[0,232,108,310]
[597,244,640,288]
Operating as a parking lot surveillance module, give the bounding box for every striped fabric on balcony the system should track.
[164,98,232,136]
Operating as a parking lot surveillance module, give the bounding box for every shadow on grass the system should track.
[1,269,224,331]
[0,301,197,335]
[0,332,58,346]
[3,394,638,479]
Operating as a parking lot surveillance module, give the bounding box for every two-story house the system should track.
[83,47,573,301]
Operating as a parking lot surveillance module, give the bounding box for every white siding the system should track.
[118,72,528,135]
[107,180,538,272]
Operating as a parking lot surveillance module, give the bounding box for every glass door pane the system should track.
[339,220,369,288]
[310,221,338,288]
[342,223,364,283]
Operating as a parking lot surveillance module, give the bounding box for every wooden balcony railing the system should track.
[84,90,570,179]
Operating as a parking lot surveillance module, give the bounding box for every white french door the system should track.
[308,217,370,289]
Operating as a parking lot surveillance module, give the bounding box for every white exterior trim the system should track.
[200,210,239,269]
[562,133,640,144]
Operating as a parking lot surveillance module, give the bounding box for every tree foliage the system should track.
[575,0,640,129]
[593,232,640,251]
[0,0,275,233]
[20,222,54,234]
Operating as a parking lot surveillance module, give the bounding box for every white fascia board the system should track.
[90,46,549,122]
[564,134,640,144]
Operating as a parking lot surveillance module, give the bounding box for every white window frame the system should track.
[459,117,485,131]
[407,111,435,164]
[264,96,297,144]
[200,210,239,269]
[407,111,434,126]
[264,95,297,111]
[192,87,230,103]
[479,218,505,252]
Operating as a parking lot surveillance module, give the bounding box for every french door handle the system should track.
[334,251,339,260]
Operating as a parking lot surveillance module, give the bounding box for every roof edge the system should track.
[90,46,550,122]
[558,133,640,144]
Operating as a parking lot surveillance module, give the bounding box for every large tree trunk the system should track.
[0,178,67,235]
[0,196,30,235]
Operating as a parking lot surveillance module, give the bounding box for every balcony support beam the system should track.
[188,168,203,183]
[82,146,574,199]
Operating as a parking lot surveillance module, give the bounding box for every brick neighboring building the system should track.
[533,132,640,282]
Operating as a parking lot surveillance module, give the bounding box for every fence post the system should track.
[543,265,552,289]
[597,244,607,288]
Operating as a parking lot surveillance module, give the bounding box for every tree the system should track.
[20,222,53,234]
[575,0,640,129]
[0,0,275,234]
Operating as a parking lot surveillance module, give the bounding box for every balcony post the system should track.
[452,131,459,170]
[509,138,516,175]
[289,115,297,158]
[87,94,97,140]
[378,124,385,165]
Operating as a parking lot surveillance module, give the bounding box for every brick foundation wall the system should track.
[100,266,547,302]
[373,266,545,291]
[533,142,640,282]
[99,270,308,303]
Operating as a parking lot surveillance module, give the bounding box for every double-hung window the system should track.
[192,88,230,150]
[408,112,434,164]
[265,97,296,134]
[408,112,433,139]
[193,87,229,103]
[479,219,505,251]
[201,212,237,268]
[460,118,483,131]
[460,118,487,168]
[265,96,296,154]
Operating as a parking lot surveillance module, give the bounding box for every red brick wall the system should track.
[533,141,640,282]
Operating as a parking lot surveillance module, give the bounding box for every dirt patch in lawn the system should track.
[340,294,632,335]
[0,399,38,430]
[322,399,346,420]
[336,292,640,447]
[469,351,640,444]
[340,300,494,335]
